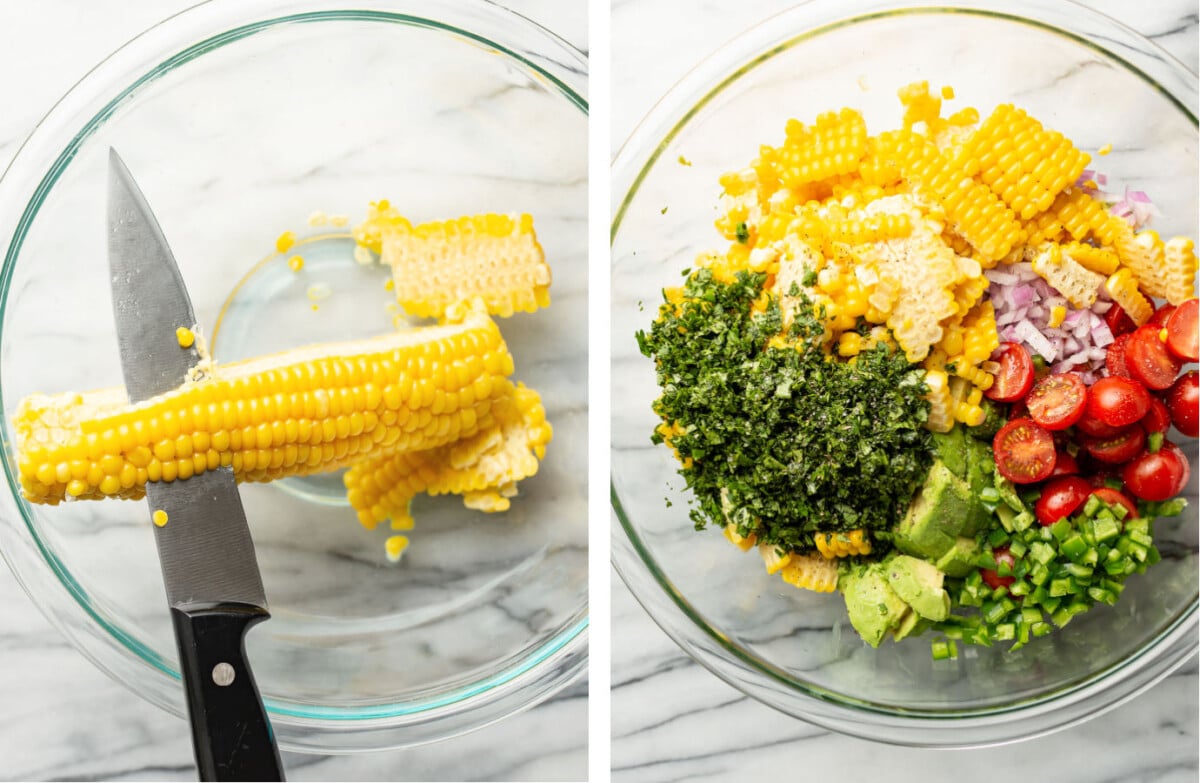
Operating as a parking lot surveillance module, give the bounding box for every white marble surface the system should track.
[611,1,1199,781]
[0,1,586,781]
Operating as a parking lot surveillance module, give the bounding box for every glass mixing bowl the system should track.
[611,0,1197,747]
[0,0,587,752]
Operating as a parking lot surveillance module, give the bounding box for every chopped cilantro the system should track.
[735,222,750,244]
[801,268,817,287]
[639,270,933,553]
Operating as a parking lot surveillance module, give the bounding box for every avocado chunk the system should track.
[962,436,996,536]
[884,554,951,621]
[931,428,968,480]
[839,563,910,648]
[894,460,972,559]
[966,398,1006,439]
[891,608,921,641]
[935,535,983,578]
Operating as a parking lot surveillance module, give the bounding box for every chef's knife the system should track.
[107,148,285,782]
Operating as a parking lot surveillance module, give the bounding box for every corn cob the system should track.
[1111,225,1198,305]
[14,306,514,504]
[813,530,871,559]
[923,369,955,433]
[959,104,1090,220]
[352,199,412,254]
[1062,241,1119,276]
[760,542,793,575]
[342,381,552,532]
[376,213,551,319]
[780,553,839,592]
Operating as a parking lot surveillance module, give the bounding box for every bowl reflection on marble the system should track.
[0,0,587,752]
[611,0,1197,747]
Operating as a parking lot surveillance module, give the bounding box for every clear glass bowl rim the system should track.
[610,0,1198,747]
[0,0,588,753]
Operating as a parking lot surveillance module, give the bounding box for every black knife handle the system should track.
[170,604,285,782]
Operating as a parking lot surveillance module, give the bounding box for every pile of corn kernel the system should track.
[694,81,1198,433]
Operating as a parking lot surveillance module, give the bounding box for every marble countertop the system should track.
[610,1,1198,781]
[0,1,586,781]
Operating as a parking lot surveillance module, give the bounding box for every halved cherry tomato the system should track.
[1076,410,1124,438]
[1166,370,1199,438]
[981,546,1016,590]
[1104,303,1137,337]
[1121,441,1191,501]
[1048,450,1081,477]
[1141,396,1172,435]
[984,343,1035,403]
[1165,298,1199,362]
[993,418,1056,484]
[1086,376,1150,428]
[1026,372,1087,431]
[1090,487,1139,519]
[1126,325,1183,390]
[1105,333,1134,379]
[1148,303,1177,327]
[1034,476,1092,526]
[1081,425,1146,464]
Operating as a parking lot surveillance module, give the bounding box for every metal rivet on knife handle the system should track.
[212,662,236,687]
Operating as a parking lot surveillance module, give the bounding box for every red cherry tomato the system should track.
[1121,441,1191,501]
[1165,298,1199,362]
[1166,370,1199,438]
[1105,333,1134,379]
[1076,410,1124,438]
[1126,325,1184,390]
[1090,487,1139,519]
[1034,476,1093,526]
[985,343,1035,403]
[1104,303,1137,337]
[1081,425,1147,464]
[1086,376,1150,428]
[1148,303,1177,327]
[1141,396,1172,435]
[993,418,1057,484]
[980,546,1016,590]
[1049,450,1081,477]
[1026,373,1087,431]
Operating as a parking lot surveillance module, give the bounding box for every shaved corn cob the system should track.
[723,523,758,552]
[1061,241,1119,276]
[351,200,412,255]
[1111,225,1198,305]
[1105,268,1154,326]
[1030,242,1104,309]
[373,213,551,319]
[14,306,514,504]
[814,529,871,559]
[958,104,1090,219]
[343,382,551,531]
[923,370,955,433]
[760,542,793,575]
[780,553,838,592]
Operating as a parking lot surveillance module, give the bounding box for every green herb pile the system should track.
[637,269,934,553]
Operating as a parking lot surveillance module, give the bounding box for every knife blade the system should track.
[107,148,284,782]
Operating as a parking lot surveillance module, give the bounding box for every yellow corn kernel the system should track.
[723,523,758,552]
[342,381,551,534]
[1048,305,1067,329]
[351,200,411,254]
[957,104,1090,220]
[837,332,863,357]
[175,327,195,349]
[370,212,551,319]
[780,553,838,593]
[1105,268,1154,326]
[13,306,516,504]
[275,230,296,253]
[960,300,999,365]
[1098,143,1112,156]
[898,81,942,128]
[1062,241,1119,276]
[760,542,793,575]
[152,509,169,527]
[813,529,871,559]
[288,255,305,272]
[384,535,410,562]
